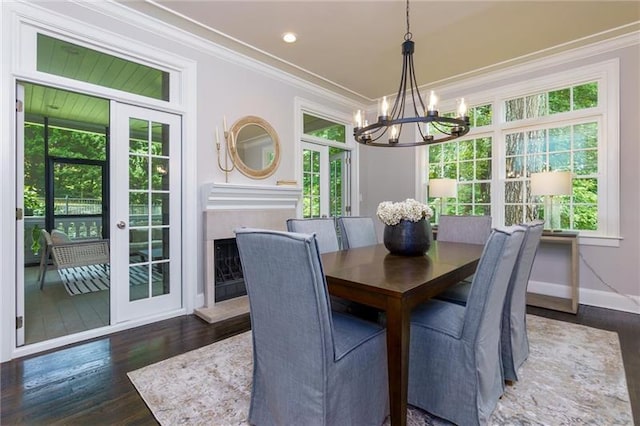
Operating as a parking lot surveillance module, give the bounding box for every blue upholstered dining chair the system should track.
[436,214,492,245]
[437,220,545,382]
[336,216,378,249]
[235,228,389,426]
[286,217,351,313]
[436,214,492,284]
[286,217,340,252]
[408,225,526,426]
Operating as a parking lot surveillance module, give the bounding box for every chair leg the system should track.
[39,247,50,290]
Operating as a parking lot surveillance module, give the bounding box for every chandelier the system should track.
[353,0,470,147]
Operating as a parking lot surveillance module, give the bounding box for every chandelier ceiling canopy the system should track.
[353,0,470,147]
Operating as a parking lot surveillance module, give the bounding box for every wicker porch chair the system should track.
[38,229,110,290]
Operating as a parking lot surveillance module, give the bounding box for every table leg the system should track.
[385,297,409,426]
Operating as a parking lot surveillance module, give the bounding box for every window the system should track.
[428,104,493,219]
[423,60,619,241]
[36,33,170,101]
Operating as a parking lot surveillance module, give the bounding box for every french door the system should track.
[301,142,351,218]
[111,103,182,322]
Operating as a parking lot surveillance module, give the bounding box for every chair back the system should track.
[336,216,378,249]
[235,228,335,382]
[40,229,54,247]
[286,217,340,253]
[437,215,492,245]
[461,226,525,345]
[502,219,544,379]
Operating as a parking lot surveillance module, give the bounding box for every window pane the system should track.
[573,82,598,109]
[475,159,491,180]
[459,161,473,181]
[428,144,442,163]
[474,104,492,126]
[549,126,571,151]
[443,143,457,162]
[505,133,524,156]
[573,150,598,175]
[475,182,491,203]
[505,98,524,122]
[574,122,598,149]
[549,152,570,171]
[505,180,522,204]
[303,113,345,143]
[573,205,598,230]
[37,34,169,101]
[549,88,571,114]
[476,138,492,158]
[525,93,547,119]
[458,183,472,203]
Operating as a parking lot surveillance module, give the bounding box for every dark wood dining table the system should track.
[321,241,484,426]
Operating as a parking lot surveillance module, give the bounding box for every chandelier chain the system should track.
[405,0,412,40]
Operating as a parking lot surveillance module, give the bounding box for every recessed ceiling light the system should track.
[282,32,297,43]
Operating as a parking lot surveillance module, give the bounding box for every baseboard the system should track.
[528,280,640,314]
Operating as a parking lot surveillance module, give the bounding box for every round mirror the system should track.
[229,116,280,179]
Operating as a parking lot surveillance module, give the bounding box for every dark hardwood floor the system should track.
[1,305,638,425]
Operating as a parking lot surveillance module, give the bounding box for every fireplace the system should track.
[195,183,301,323]
[214,238,245,302]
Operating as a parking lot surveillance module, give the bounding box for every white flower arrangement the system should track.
[376,198,434,226]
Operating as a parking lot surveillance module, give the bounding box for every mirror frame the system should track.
[229,115,281,179]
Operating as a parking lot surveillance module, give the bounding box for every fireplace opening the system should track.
[214,238,246,302]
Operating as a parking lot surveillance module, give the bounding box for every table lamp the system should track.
[530,171,572,231]
[429,178,457,222]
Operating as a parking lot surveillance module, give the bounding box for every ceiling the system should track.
[124,1,640,102]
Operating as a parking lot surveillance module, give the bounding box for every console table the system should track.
[526,231,579,314]
[432,226,580,314]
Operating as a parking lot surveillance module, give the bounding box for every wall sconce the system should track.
[530,171,572,231]
[429,178,457,222]
[215,116,235,182]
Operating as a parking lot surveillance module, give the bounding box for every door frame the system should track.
[2,2,198,362]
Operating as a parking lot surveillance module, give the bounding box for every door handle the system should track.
[116,221,126,229]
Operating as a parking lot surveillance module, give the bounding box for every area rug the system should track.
[58,264,110,296]
[58,264,160,296]
[127,315,633,425]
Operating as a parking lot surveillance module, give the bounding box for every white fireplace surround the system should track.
[195,183,301,323]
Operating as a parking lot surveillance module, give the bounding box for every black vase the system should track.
[383,219,432,256]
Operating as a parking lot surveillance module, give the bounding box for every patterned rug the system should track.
[58,264,158,296]
[127,315,633,425]
[58,264,110,296]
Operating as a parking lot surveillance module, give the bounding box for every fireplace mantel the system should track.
[202,182,301,211]
[196,182,301,323]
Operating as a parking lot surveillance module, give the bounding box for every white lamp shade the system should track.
[429,178,457,198]
[530,171,572,196]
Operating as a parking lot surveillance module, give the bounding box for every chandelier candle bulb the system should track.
[215,127,220,148]
[389,125,399,144]
[458,98,467,118]
[380,96,389,119]
[354,110,363,129]
[427,90,438,114]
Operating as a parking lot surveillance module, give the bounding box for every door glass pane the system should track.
[128,117,171,300]
[303,148,321,218]
[37,34,169,101]
[329,148,347,217]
